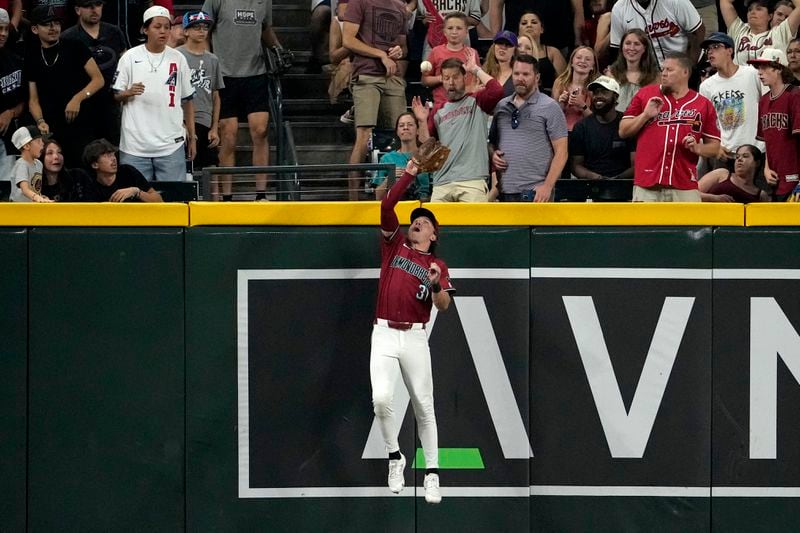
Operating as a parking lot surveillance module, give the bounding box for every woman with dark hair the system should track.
[372,109,431,201]
[515,11,565,95]
[606,28,660,112]
[698,144,770,203]
[40,137,83,201]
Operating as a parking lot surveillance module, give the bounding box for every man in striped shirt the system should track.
[489,54,568,202]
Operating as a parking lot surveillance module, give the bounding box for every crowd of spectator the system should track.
[340,0,800,203]
[4,0,800,203]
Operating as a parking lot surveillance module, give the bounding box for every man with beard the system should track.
[571,75,635,181]
[489,54,567,202]
[62,0,127,144]
[620,51,720,202]
[412,50,504,202]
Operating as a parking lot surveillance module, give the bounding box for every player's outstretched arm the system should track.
[380,159,419,236]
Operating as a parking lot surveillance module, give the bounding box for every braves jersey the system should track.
[728,18,795,67]
[610,0,702,65]
[624,84,720,189]
[756,86,800,197]
[375,230,454,324]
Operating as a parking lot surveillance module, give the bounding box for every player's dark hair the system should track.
[83,138,118,168]
[441,57,466,75]
[443,11,469,26]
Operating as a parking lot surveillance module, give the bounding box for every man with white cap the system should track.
[748,47,800,201]
[699,31,764,170]
[0,7,24,177]
[113,5,196,182]
[9,124,50,202]
[571,75,635,181]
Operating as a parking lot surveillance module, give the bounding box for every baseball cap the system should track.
[12,125,42,150]
[588,75,620,95]
[74,0,105,7]
[747,47,789,67]
[0,8,9,25]
[493,30,518,47]
[30,5,59,25]
[701,32,734,50]
[410,207,439,234]
[182,10,213,29]
[143,5,171,24]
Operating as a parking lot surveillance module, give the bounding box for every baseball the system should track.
[420,61,433,73]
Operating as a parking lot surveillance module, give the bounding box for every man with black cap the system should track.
[370,154,454,505]
[62,0,127,144]
[571,75,635,181]
[699,31,764,170]
[25,4,104,167]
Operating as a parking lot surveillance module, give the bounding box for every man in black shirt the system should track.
[80,137,162,201]
[0,6,25,173]
[26,5,105,167]
[62,0,127,144]
[570,75,635,180]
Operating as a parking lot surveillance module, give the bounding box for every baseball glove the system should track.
[412,138,451,173]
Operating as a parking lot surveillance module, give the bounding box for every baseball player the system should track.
[608,0,705,65]
[371,150,454,504]
[749,48,800,201]
[620,51,721,201]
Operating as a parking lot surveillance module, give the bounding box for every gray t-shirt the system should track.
[202,0,272,77]
[177,47,225,128]
[489,91,568,193]
[10,157,43,202]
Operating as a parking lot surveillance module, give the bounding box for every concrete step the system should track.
[255,120,355,145]
[282,73,331,99]
[274,27,314,52]
[273,4,311,27]
[283,97,352,116]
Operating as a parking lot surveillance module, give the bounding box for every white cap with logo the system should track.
[747,48,789,68]
[588,75,621,95]
[143,5,171,24]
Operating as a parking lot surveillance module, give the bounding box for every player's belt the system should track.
[374,318,426,331]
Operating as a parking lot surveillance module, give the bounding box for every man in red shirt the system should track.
[749,47,800,201]
[620,51,721,201]
[372,156,454,504]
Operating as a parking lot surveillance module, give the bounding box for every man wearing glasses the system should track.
[698,32,764,171]
[489,54,567,202]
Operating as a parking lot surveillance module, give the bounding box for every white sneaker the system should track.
[340,106,355,124]
[424,473,442,504]
[387,453,406,493]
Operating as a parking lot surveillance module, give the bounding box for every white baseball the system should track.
[420,60,433,73]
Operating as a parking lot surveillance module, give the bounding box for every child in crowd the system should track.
[9,125,51,202]
[178,10,224,175]
[423,12,479,108]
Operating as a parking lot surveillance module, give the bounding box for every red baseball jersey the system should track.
[756,86,800,196]
[624,85,721,190]
[375,230,454,324]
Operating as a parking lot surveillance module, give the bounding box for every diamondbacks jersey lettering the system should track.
[756,86,800,196]
[0,69,21,94]
[610,0,702,65]
[624,84,720,189]
[375,231,454,324]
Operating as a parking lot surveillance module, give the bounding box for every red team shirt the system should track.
[756,85,800,197]
[375,230,454,324]
[625,85,720,190]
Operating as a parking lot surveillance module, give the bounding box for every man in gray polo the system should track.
[490,54,568,202]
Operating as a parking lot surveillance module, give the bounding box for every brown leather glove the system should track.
[412,138,451,173]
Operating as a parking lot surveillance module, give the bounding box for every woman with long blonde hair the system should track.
[607,28,660,112]
[552,46,599,131]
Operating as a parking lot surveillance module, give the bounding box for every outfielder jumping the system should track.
[371,140,454,504]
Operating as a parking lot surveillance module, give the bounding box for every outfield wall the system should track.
[1,203,799,532]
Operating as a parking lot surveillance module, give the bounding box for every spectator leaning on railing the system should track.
[78,137,163,202]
